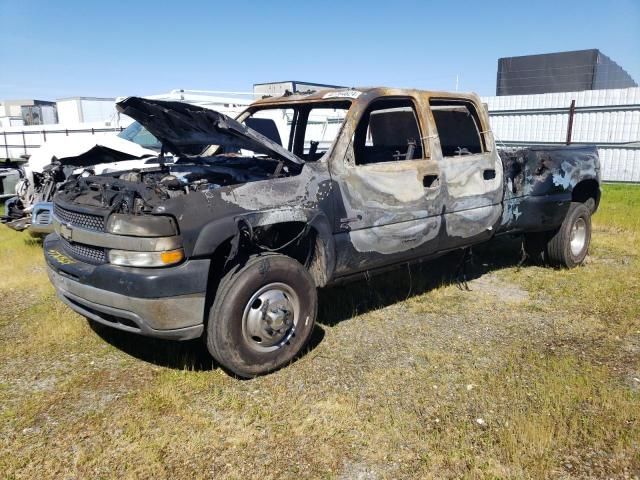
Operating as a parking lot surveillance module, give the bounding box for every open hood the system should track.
[116,97,304,166]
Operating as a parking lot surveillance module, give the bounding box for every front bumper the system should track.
[45,234,209,341]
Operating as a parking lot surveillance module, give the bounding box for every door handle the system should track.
[483,169,496,180]
[340,215,362,224]
[423,174,439,188]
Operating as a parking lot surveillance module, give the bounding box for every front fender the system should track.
[190,208,337,285]
[242,208,337,285]
[191,215,238,258]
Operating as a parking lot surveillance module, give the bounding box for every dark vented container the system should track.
[496,49,637,96]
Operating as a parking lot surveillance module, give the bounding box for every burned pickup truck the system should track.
[44,89,600,377]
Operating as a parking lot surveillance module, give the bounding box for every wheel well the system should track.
[206,221,328,296]
[572,179,600,212]
[252,222,329,287]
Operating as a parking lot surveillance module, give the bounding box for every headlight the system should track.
[108,248,184,267]
[106,214,178,237]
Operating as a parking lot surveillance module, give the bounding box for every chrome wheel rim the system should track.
[570,217,587,256]
[242,283,299,352]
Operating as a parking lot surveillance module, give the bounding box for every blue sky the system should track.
[1,0,638,100]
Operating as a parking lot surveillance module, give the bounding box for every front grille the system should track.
[60,237,106,265]
[54,204,105,232]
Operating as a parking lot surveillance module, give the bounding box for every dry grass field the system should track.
[0,184,638,479]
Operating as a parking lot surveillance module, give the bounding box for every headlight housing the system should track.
[108,248,184,267]
[106,214,178,237]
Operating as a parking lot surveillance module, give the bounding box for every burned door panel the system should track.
[330,95,444,275]
[332,165,444,274]
[427,97,504,248]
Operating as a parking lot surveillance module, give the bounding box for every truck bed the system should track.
[497,145,600,234]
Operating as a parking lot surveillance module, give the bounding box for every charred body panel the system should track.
[44,89,600,341]
[326,89,504,274]
[498,145,600,233]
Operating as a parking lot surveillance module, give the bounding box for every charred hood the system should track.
[116,97,303,166]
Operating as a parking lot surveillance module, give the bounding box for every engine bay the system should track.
[57,154,295,214]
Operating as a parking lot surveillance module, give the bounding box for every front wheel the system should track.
[545,202,592,268]
[205,253,317,378]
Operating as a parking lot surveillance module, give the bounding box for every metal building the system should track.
[56,97,117,124]
[497,49,637,96]
[0,99,57,127]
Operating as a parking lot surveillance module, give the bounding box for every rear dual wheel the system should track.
[524,202,592,268]
[546,202,591,268]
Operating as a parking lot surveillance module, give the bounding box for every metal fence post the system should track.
[566,100,576,145]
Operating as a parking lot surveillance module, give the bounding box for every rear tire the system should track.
[205,253,317,378]
[545,202,592,268]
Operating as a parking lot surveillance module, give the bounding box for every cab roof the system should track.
[250,87,481,107]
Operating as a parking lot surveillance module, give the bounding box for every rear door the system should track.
[427,97,503,249]
[330,96,445,275]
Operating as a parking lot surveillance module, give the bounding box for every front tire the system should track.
[545,202,592,268]
[205,253,317,378]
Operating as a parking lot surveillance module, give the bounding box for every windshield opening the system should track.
[118,121,161,150]
[237,100,351,161]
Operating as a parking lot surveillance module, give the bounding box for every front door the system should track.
[331,96,445,276]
